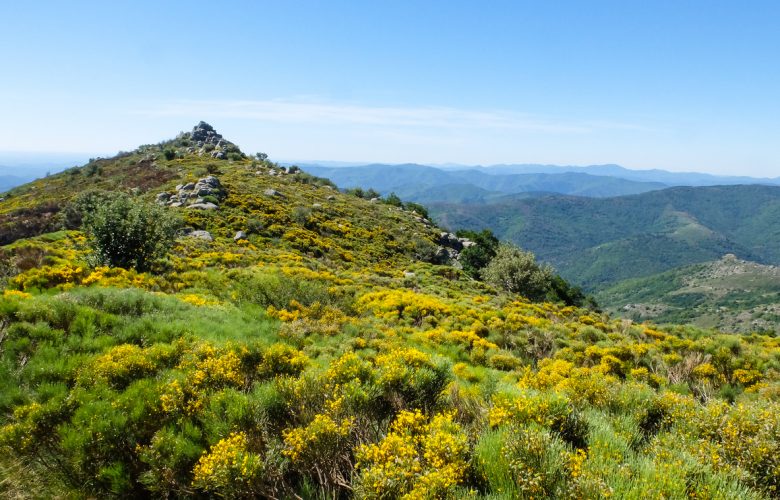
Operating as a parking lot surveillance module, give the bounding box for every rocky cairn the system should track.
[169,122,243,160]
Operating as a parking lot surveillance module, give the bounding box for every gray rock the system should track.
[211,151,225,160]
[187,202,218,210]
[182,182,196,191]
[327,195,336,201]
[155,192,171,204]
[234,231,247,241]
[461,240,477,248]
[439,232,463,251]
[403,271,416,278]
[312,203,322,209]
[264,188,283,197]
[189,230,213,241]
[169,202,183,208]
[175,184,184,191]
[370,198,380,203]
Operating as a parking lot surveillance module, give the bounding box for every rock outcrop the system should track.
[158,175,226,209]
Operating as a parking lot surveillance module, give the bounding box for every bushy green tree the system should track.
[82,194,180,272]
[456,229,499,278]
[481,243,554,301]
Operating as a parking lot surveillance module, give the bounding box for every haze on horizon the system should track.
[1,1,779,177]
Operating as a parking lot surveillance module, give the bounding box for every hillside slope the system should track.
[0,124,778,498]
[598,254,780,334]
[431,185,780,289]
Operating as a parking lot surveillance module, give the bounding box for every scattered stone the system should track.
[188,202,218,210]
[370,198,380,203]
[234,231,247,241]
[312,203,322,209]
[155,192,171,204]
[169,202,183,208]
[189,230,213,241]
[182,182,196,191]
[264,188,283,197]
[327,195,336,201]
[403,271,416,279]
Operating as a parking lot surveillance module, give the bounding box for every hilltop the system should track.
[0,124,778,498]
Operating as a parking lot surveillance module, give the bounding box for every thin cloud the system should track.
[134,98,644,134]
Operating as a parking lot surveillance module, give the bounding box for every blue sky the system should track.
[1,1,779,175]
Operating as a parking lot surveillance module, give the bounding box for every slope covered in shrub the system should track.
[0,125,778,498]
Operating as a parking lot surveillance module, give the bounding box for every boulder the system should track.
[155,192,171,204]
[189,230,213,241]
[187,202,218,210]
[438,232,463,251]
[264,188,283,197]
[234,231,247,241]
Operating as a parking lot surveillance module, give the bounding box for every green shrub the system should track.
[82,194,180,272]
[481,243,554,301]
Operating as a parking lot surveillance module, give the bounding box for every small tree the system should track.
[82,194,180,272]
[481,243,554,301]
[456,229,499,279]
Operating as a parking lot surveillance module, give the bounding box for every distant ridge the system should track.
[301,163,668,203]
[431,184,780,290]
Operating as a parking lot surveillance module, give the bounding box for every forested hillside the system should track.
[432,185,780,289]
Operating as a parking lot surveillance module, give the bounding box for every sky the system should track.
[1,1,779,176]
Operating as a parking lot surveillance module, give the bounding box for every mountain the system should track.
[475,163,780,186]
[301,163,668,203]
[0,123,778,498]
[0,153,99,192]
[0,175,31,193]
[597,254,780,334]
[431,185,780,290]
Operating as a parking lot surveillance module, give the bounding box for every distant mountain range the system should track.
[0,153,97,193]
[431,185,780,291]
[301,163,669,202]
[0,175,31,193]
[300,162,780,204]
